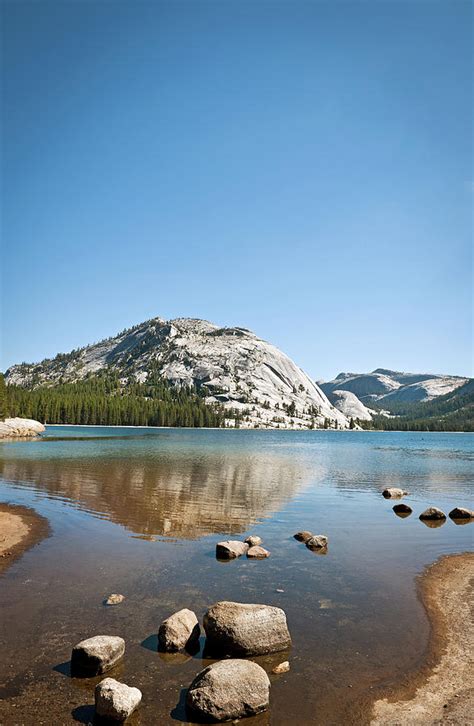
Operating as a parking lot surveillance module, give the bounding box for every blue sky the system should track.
[1,0,472,380]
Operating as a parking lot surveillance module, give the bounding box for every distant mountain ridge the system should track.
[5,317,350,430]
[321,368,469,404]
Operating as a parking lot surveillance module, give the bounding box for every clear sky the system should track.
[1,0,472,380]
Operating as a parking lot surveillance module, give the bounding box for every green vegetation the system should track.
[0,373,8,420]
[359,380,474,432]
[4,370,228,428]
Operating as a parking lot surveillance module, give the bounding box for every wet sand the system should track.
[371,552,474,725]
[0,503,50,575]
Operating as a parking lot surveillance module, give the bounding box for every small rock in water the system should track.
[186,659,270,722]
[272,661,290,674]
[244,535,262,547]
[158,608,200,652]
[95,677,142,721]
[393,503,413,517]
[275,589,285,593]
[216,540,249,559]
[71,635,125,677]
[294,531,313,542]
[382,487,407,499]
[448,507,474,521]
[306,535,328,550]
[419,507,446,521]
[104,593,125,606]
[247,545,270,559]
[204,601,291,656]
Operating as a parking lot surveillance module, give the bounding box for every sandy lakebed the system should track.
[0,502,50,576]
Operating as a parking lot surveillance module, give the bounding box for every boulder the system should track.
[272,661,290,674]
[306,535,328,550]
[393,503,413,516]
[95,677,142,721]
[104,594,125,606]
[0,418,45,439]
[449,507,474,520]
[204,601,291,656]
[247,546,270,559]
[382,487,407,499]
[216,541,249,559]
[158,608,200,652]
[186,659,270,722]
[419,507,446,521]
[294,531,313,542]
[244,535,262,547]
[71,635,125,677]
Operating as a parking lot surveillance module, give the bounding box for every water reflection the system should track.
[0,452,309,539]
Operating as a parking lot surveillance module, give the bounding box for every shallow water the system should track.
[0,428,472,725]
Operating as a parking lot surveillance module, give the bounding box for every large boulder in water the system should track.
[306,535,328,550]
[186,659,270,722]
[203,601,291,656]
[449,507,474,521]
[71,635,125,677]
[0,418,45,439]
[215,541,249,559]
[382,487,407,499]
[294,531,313,542]
[95,677,142,721]
[158,608,200,652]
[419,507,446,521]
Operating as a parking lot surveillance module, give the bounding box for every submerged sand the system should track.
[371,552,474,725]
[0,503,49,574]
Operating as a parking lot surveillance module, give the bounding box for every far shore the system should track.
[371,552,474,725]
[0,503,50,575]
[39,423,471,433]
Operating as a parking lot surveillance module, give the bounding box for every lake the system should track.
[0,427,472,725]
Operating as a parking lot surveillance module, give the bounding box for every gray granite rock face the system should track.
[71,635,125,677]
[204,601,291,656]
[186,659,270,722]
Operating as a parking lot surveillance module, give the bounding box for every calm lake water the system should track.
[0,427,472,725]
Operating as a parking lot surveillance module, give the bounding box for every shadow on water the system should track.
[71,704,95,724]
[53,661,71,678]
[170,688,188,723]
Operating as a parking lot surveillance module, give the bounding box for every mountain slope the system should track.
[328,390,375,422]
[321,369,469,404]
[5,317,350,429]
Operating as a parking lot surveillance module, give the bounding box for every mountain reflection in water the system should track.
[0,451,309,539]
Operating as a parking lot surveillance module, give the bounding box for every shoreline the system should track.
[0,503,50,575]
[371,552,474,725]
[35,423,472,434]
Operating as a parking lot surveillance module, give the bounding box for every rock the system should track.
[382,487,407,499]
[216,541,249,559]
[104,594,125,606]
[306,535,328,550]
[71,635,125,677]
[244,535,262,547]
[419,507,446,521]
[95,677,142,721]
[247,546,270,559]
[204,601,291,656]
[393,503,413,516]
[293,531,313,542]
[158,608,200,652]
[449,507,474,520]
[0,418,45,439]
[186,659,270,722]
[272,661,290,674]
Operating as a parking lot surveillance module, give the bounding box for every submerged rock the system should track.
[95,677,142,721]
[203,601,291,656]
[247,545,270,559]
[419,507,446,521]
[449,507,474,521]
[186,659,270,722]
[104,594,125,606]
[306,535,328,550]
[382,487,407,499]
[216,541,249,559]
[158,608,200,652]
[272,661,290,674]
[293,531,313,542]
[244,535,262,547]
[71,635,125,677]
[393,503,413,517]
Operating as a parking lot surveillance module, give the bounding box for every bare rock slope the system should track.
[6,317,349,429]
